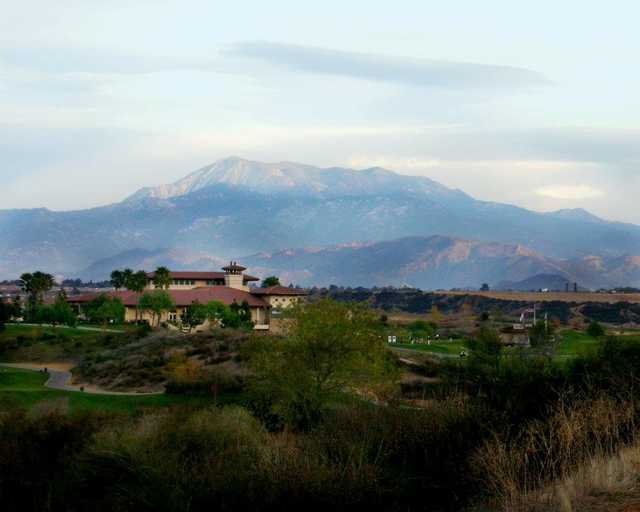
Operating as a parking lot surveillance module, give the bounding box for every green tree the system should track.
[122,268,134,288]
[84,295,125,327]
[126,270,149,322]
[246,299,398,429]
[19,271,55,320]
[203,300,248,328]
[49,290,77,326]
[587,321,605,338]
[261,276,280,288]
[11,296,22,320]
[181,301,208,332]
[407,319,436,340]
[467,326,503,371]
[110,269,127,290]
[529,320,556,348]
[139,290,175,327]
[205,300,231,326]
[33,304,54,325]
[0,301,9,332]
[229,300,252,327]
[153,266,172,290]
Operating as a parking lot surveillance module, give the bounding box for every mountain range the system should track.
[2,156,640,289]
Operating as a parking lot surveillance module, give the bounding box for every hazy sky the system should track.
[2,1,639,222]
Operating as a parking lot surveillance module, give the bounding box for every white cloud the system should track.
[536,185,604,200]
[226,41,550,91]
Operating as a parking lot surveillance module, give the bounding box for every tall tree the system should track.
[181,301,208,332]
[19,271,55,319]
[11,296,22,320]
[84,294,125,328]
[261,276,280,288]
[246,299,398,429]
[110,270,126,290]
[153,267,172,290]
[139,290,175,326]
[0,301,9,332]
[126,270,149,322]
[122,268,134,288]
[51,289,77,327]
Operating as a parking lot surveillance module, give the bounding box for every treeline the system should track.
[311,286,640,325]
[6,272,77,327]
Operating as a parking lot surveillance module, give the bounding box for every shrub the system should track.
[568,336,640,392]
[587,320,605,337]
[165,369,245,396]
[0,410,105,512]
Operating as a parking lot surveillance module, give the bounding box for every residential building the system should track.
[145,263,259,291]
[69,263,306,331]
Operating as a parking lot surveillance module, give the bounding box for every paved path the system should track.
[15,323,125,333]
[0,363,162,396]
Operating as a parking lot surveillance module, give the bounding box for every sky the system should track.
[1,0,639,222]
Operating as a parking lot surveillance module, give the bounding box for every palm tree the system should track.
[126,270,149,322]
[153,266,172,290]
[19,271,55,320]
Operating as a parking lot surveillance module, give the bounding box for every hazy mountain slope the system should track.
[78,248,226,281]
[2,157,640,279]
[496,274,574,291]
[241,236,571,289]
[73,235,640,290]
[243,236,640,290]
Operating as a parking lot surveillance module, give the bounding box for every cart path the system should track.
[0,363,163,396]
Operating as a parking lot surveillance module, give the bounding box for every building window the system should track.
[173,279,195,286]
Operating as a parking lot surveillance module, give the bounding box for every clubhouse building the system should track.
[68,262,306,331]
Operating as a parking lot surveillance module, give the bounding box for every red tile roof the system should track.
[68,287,269,308]
[250,286,308,296]
[145,271,259,282]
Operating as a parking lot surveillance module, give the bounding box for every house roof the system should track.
[250,286,308,296]
[145,271,259,282]
[68,287,269,308]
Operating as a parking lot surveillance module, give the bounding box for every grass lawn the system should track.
[393,330,640,360]
[392,341,466,355]
[556,330,603,357]
[0,366,224,414]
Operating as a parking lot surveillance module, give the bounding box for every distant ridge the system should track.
[496,273,573,292]
[2,156,640,281]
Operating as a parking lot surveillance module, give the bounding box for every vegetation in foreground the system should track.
[2,300,640,511]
